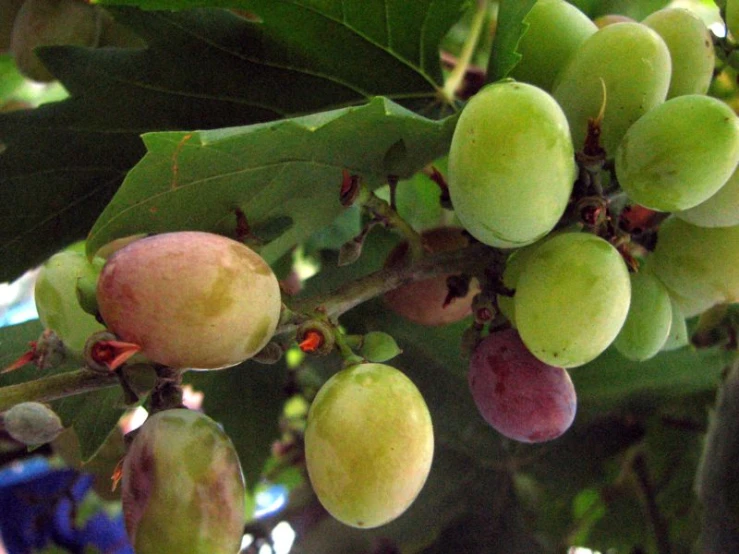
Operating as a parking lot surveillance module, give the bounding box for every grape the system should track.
[509,0,597,92]
[642,8,715,98]
[448,81,576,249]
[661,297,689,351]
[593,14,634,28]
[96,231,282,370]
[514,232,631,368]
[122,409,245,554]
[552,22,671,155]
[727,0,739,39]
[677,164,739,228]
[304,363,433,528]
[384,227,476,326]
[651,218,739,317]
[10,0,100,82]
[468,329,576,443]
[34,246,106,353]
[616,95,739,212]
[0,0,25,53]
[613,269,672,361]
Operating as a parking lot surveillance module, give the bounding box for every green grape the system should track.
[652,218,739,317]
[552,22,671,155]
[616,95,739,212]
[34,246,106,353]
[727,0,739,39]
[593,14,635,28]
[515,233,631,368]
[448,81,576,249]
[122,409,245,554]
[10,0,100,82]
[613,269,672,361]
[97,232,282,370]
[642,8,715,98]
[510,0,597,92]
[677,164,739,228]
[305,363,434,528]
[661,297,689,351]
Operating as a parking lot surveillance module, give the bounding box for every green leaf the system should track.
[185,360,289,491]
[86,98,457,263]
[486,0,537,82]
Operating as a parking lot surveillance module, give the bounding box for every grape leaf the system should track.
[86,97,457,263]
[486,0,537,82]
[0,2,466,282]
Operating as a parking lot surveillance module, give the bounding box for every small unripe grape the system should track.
[305,363,433,528]
[2,402,63,446]
[593,14,635,28]
[661,297,689,351]
[468,329,576,443]
[97,232,282,370]
[677,164,739,228]
[553,22,671,155]
[616,95,739,212]
[34,246,106,353]
[651,218,739,317]
[510,0,597,92]
[10,0,100,82]
[448,81,576,248]
[642,8,715,98]
[514,233,631,368]
[122,409,245,554]
[613,269,673,361]
[383,227,476,326]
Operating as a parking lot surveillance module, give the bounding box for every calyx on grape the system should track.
[96,231,282,370]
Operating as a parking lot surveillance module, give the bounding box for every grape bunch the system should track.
[447,1,739,445]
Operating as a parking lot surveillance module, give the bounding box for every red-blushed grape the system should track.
[448,81,576,248]
[383,227,477,326]
[97,231,281,370]
[468,329,576,443]
[304,363,433,529]
[122,409,245,554]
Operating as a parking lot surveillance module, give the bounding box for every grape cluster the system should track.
[450,1,739,444]
[0,0,143,82]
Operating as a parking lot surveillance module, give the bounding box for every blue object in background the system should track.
[0,458,133,554]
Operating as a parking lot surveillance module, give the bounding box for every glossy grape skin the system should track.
[122,409,245,554]
[616,95,739,212]
[383,227,477,326]
[552,22,671,155]
[448,81,576,249]
[642,8,715,98]
[468,329,576,443]
[614,270,672,361]
[661,297,689,352]
[305,363,434,529]
[97,231,281,370]
[510,0,597,92]
[652,218,739,317]
[515,233,631,368]
[34,247,106,353]
[677,164,739,228]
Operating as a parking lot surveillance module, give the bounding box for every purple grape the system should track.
[468,329,577,443]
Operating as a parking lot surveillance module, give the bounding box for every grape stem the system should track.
[442,0,489,102]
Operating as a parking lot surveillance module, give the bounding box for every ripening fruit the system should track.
[642,8,715,98]
[10,0,100,82]
[661,297,689,351]
[593,14,634,28]
[305,363,434,528]
[510,0,597,92]
[677,164,739,228]
[383,227,476,326]
[468,329,576,443]
[613,269,673,361]
[552,22,671,154]
[651,218,739,317]
[514,233,631,368]
[122,409,245,554]
[448,81,576,248]
[96,231,282,370]
[34,245,106,353]
[616,95,739,212]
